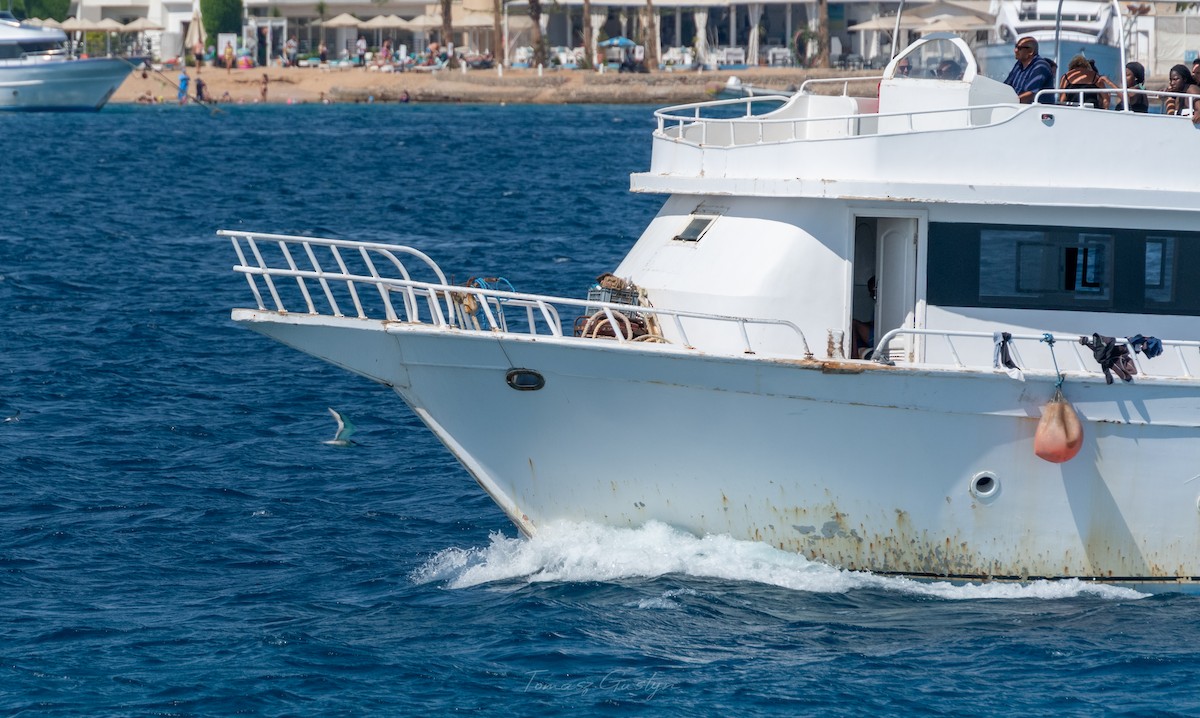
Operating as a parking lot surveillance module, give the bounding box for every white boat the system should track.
[226,26,1200,590]
[977,0,1123,82]
[0,14,133,111]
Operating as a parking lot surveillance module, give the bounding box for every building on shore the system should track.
[63,0,1200,76]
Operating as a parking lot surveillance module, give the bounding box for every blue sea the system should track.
[3,103,1200,716]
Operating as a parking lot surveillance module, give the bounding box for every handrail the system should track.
[873,327,1200,381]
[655,100,1023,148]
[222,230,455,322]
[227,232,813,358]
[1035,86,1200,112]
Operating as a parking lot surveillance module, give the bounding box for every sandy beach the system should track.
[112,63,878,105]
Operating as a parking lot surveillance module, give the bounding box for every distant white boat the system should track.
[0,13,132,111]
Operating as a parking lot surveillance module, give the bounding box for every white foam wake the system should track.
[410,520,1146,600]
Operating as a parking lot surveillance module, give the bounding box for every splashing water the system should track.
[411,520,1146,600]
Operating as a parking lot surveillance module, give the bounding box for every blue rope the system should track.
[1041,333,1064,388]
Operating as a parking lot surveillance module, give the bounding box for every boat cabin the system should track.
[627,33,1199,378]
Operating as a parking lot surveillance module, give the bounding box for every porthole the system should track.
[505,369,545,391]
[970,472,1000,500]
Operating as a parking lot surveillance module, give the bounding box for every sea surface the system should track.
[2,103,1199,716]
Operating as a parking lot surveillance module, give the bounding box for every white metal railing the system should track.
[655,95,1021,148]
[1037,86,1200,114]
[874,327,1200,381]
[225,230,812,356]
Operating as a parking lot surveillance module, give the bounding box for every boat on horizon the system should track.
[225,11,1200,591]
[0,13,133,111]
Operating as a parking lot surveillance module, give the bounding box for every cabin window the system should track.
[673,215,717,243]
[977,229,1112,307]
[929,222,1200,316]
[1144,236,1176,305]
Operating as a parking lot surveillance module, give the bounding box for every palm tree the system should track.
[440,0,458,68]
[492,0,502,64]
[815,0,829,68]
[528,0,545,67]
[316,0,327,45]
[642,0,657,69]
[581,0,593,69]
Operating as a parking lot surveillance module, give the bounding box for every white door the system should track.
[874,218,919,362]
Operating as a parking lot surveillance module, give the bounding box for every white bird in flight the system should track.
[324,408,357,446]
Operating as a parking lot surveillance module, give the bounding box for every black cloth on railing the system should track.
[992,331,1023,379]
[1127,334,1163,359]
[1080,333,1137,384]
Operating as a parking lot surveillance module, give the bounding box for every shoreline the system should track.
[112,64,879,105]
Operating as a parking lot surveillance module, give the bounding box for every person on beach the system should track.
[193,42,205,72]
[286,36,298,67]
[224,41,234,73]
[195,76,208,103]
[319,43,328,64]
[177,68,189,105]
[260,73,269,102]
[356,36,366,67]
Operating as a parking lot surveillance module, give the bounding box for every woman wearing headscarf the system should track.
[1112,61,1148,113]
[1164,63,1200,116]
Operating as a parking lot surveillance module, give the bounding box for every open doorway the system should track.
[851,215,921,361]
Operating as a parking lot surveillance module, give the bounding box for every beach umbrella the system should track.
[362,14,406,47]
[908,1,995,23]
[94,17,124,55]
[122,17,164,32]
[322,13,363,29]
[61,17,96,55]
[598,36,635,48]
[919,14,993,33]
[184,7,205,65]
[24,17,43,26]
[848,16,926,32]
[453,11,494,29]
[60,17,97,31]
[404,13,441,31]
[362,14,406,28]
[40,17,62,29]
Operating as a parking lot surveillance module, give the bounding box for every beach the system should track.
[112,63,877,105]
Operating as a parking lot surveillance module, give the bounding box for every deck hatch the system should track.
[673,215,718,243]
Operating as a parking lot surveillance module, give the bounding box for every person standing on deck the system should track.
[1004,37,1055,104]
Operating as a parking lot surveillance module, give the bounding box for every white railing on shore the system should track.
[874,327,1200,382]
[223,230,813,357]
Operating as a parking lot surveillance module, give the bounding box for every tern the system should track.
[323,408,357,446]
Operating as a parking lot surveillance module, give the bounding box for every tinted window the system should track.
[929,222,1200,315]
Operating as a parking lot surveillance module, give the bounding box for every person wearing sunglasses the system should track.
[1003,37,1055,104]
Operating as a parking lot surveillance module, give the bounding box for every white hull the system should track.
[0,58,131,111]
[237,309,1200,584]
[225,30,1200,589]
